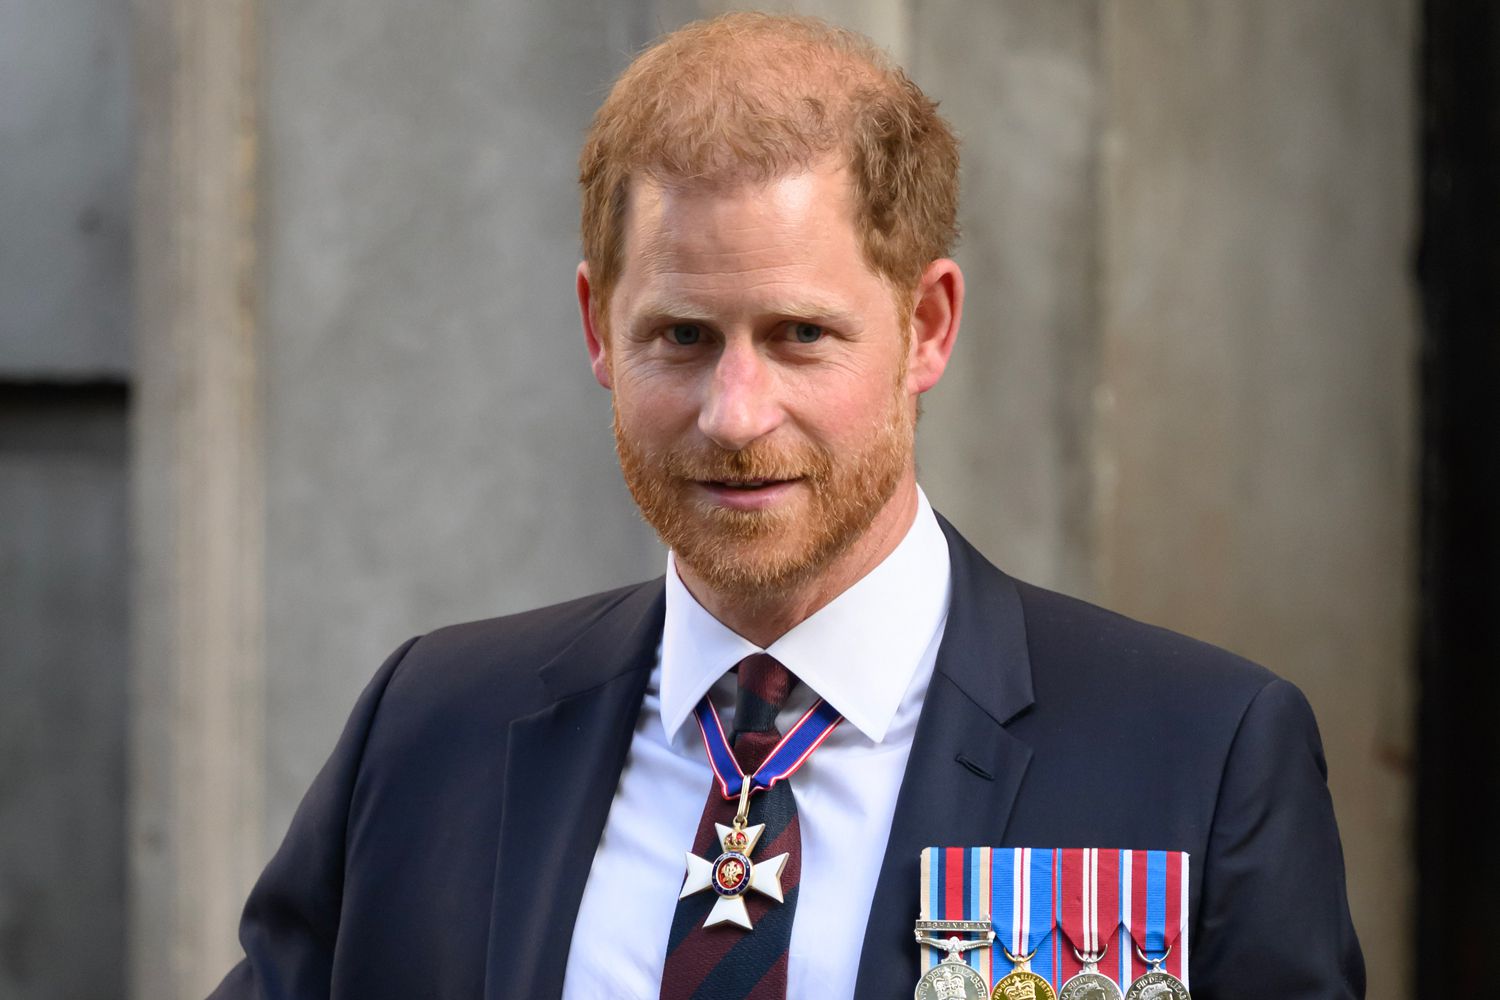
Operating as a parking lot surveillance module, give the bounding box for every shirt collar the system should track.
[658,487,951,745]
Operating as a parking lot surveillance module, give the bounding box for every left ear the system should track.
[905,258,964,395]
[578,261,613,389]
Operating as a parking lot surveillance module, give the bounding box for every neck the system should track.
[674,477,921,648]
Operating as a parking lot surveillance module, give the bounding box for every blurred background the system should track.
[2,0,1495,997]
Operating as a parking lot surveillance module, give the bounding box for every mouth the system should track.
[708,479,785,490]
[695,477,801,509]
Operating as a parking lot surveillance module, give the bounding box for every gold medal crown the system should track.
[1001,976,1038,1000]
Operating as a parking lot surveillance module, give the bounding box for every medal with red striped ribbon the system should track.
[1056,848,1123,1000]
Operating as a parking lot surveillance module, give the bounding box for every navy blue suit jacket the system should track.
[211,517,1364,999]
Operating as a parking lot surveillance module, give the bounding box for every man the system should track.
[212,13,1363,1000]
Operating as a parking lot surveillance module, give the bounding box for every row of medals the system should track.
[912,920,1190,1000]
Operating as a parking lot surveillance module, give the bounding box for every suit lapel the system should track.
[853,516,1037,999]
[480,518,1032,997]
[483,580,665,1000]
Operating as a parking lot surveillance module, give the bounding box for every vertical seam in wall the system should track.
[128,0,265,995]
[1088,0,1116,605]
[235,0,267,984]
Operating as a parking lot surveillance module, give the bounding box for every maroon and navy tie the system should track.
[660,653,802,1000]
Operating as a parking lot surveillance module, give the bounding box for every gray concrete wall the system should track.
[911,0,1103,596]
[1096,5,1416,993]
[260,0,663,848]
[0,0,134,997]
[0,0,133,376]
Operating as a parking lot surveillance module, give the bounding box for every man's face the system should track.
[589,163,920,599]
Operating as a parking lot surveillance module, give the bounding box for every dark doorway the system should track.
[0,381,130,998]
[1416,1,1500,993]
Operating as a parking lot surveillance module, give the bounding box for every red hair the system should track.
[579,12,960,327]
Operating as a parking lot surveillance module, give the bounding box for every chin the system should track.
[661,489,886,603]
[676,529,837,600]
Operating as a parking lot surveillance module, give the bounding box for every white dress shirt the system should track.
[561,489,951,999]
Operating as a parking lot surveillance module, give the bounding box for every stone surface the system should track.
[0,0,133,376]
[909,0,1103,597]
[260,0,663,846]
[650,0,909,63]
[0,3,135,998]
[1097,3,1416,994]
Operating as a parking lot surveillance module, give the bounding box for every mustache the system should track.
[660,441,832,482]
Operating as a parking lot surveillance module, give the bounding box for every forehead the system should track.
[626,165,855,255]
[612,165,885,316]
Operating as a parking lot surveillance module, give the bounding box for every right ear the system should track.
[577,262,612,389]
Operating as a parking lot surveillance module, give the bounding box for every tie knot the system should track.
[733,652,793,736]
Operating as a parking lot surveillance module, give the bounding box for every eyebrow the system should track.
[628,295,862,329]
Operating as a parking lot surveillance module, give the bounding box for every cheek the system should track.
[805,375,901,431]
[613,374,700,436]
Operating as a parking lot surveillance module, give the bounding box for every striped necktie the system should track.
[660,653,801,1000]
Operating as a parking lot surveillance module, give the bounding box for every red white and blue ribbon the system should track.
[1119,849,1190,987]
[992,847,1058,980]
[692,695,843,800]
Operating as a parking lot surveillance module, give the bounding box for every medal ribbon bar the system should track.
[917,848,1191,993]
[692,694,843,800]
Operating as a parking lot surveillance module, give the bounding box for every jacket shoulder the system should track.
[409,580,659,665]
[1010,578,1278,703]
[377,578,664,727]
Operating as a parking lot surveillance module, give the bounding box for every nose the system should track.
[697,339,782,451]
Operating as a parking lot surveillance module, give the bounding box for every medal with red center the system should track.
[678,781,790,929]
[677,692,843,930]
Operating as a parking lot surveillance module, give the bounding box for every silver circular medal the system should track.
[915,960,990,1000]
[1122,970,1190,1000]
[1059,971,1124,1000]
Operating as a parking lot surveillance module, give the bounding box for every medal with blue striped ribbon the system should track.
[990,847,1059,1000]
[1119,850,1191,1000]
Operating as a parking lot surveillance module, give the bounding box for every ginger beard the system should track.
[612,364,915,603]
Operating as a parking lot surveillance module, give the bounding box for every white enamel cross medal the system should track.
[677,783,789,930]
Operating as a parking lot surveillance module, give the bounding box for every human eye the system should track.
[666,323,703,346]
[789,321,825,344]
